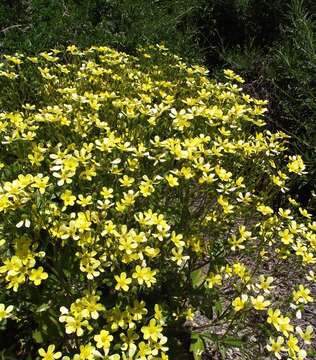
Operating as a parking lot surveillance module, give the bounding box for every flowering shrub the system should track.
[0,45,315,359]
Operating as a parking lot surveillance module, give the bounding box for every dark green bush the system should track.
[268,0,316,202]
[0,0,205,62]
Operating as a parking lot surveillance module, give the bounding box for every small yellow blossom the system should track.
[277,316,294,337]
[266,336,285,359]
[286,334,299,353]
[296,325,314,344]
[94,329,113,354]
[38,345,62,360]
[256,275,274,293]
[165,174,179,187]
[206,273,222,289]
[251,295,271,310]
[114,272,132,291]
[287,155,305,174]
[141,319,163,342]
[29,267,48,285]
[267,308,281,330]
[232,294,248,311]
[292,285,313,304]
[61,190,76,208]
[0,304,13,321]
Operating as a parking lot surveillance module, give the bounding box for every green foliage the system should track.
[0,0,204,62]
[268,0,316,198]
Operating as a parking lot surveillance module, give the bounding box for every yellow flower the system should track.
[277,316,294,337]
[74,344,97,360]
[118,234,138,255]
[66,44,78,53]
[132,265,148,285]
[251,295,271,310]
[60,190,76,208]
[0,303,13,321]
[232,294,248,311]
[171,247,189,266]
[136,341,152,359]
[215,165,232,182]
[232,262,248,280]
[114,272,132,291]
[77,194,93,207]
[141,319,163,342]
[287,155,305,174]
[63,315,88,337]
[229,234,246,251]
[119,175,135,187]
[38,345,62,360]
[169,108,193,130]
[94,329,113,354]
[6,274,25,292]
[306,270,316,282]
[81,294,105,319]
[170,231,185,248]
[132,265,157,287]
[286,335,299,353]
[180,166,194,179]
[29,267,48,285]
[279,229,294,245]
[185,307,194,321]
[139,176,155,197]
[100,186,114,199]
[292,285,313,304]
[131,300,148,321]
[40,52,59,62]
[266,336,285,359]
[165,174,179,187]
[267,308,281,330]
[278,208,293,219]
[0,256,23,276]
[256,275,274,293]
[296,325,314,344]
[296,349,307,360]
[217,195,234,214]
[224,69,245,83]
[206,273,222,289]
[31,174,50,194]
[4,55,23,65]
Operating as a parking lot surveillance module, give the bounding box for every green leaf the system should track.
[32,330,43,344]
[200,331,218,342]
[213,299,223,317]
[190,333,205,360]
[190,268,205,288]
[219,344,227,359]
[36,302,51,313]
[200,332,244,348]
[221,337,244,348]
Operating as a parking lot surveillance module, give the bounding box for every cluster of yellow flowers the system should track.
[0,44,314,359]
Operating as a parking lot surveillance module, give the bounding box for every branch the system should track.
[0,24,23,33]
